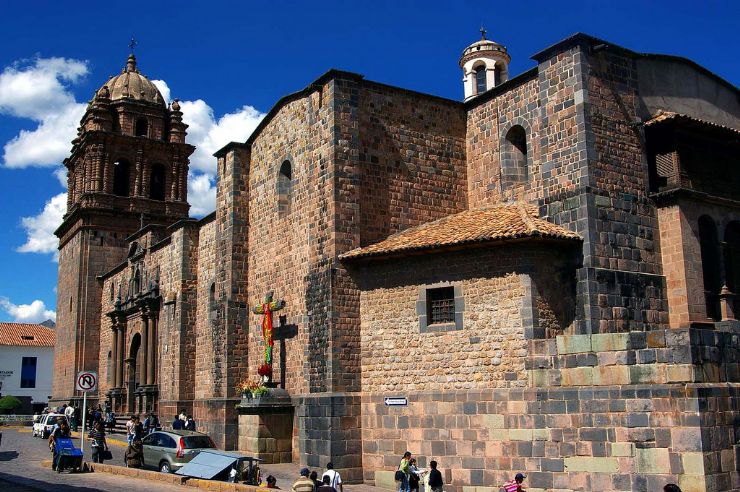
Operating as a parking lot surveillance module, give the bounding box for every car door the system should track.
[141,432,160,468]
[160,434,177,467]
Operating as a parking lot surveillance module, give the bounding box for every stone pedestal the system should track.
[237,388,293,464]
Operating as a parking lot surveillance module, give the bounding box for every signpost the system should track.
[384,397,408,406]
[75,370,97,453]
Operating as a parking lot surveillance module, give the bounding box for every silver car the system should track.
[141,430,217,473]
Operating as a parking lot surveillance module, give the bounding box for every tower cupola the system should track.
[459,28,510,100]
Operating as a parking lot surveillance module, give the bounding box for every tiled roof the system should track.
[340,203,581,260]
[0,323,55,347]
[645,111,740,136]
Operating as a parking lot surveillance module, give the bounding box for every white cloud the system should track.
[180,100,263,174]
[53,167,67,188]
[17,192,66,260]
[0,297,56,323]
[0,57,88,168]
[188,172,217,216]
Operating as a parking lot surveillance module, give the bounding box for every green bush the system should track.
[0,395,23,414]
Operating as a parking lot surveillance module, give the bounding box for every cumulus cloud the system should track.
[0,297,56,323]
[0,56,88,168]
[17,192,66,260]
[151,80,263,215]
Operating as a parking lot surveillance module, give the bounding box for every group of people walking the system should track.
[292,462,344,492]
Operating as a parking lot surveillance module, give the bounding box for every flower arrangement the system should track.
[257,363,273,377]
[236,379,269,398]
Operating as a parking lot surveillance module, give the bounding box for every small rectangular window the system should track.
[21,356,37,388]
[427,287,455,325]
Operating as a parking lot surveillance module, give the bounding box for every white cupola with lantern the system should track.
[459,28,511,100]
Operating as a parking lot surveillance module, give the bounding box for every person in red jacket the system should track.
[502,473,526,492]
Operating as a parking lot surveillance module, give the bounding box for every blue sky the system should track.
[0,0,738,323]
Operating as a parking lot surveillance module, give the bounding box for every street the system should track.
[0,426,186,492]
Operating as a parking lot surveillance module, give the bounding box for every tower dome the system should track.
[101,54,165,106]
[459,29,510,100]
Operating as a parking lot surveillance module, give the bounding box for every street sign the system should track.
[75,371,97,392]
[384,397,408,406]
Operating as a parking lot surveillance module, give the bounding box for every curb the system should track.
[40,459,264,491]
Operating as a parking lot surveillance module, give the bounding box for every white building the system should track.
[0,322,55,412]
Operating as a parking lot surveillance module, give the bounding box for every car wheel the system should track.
[159,461,171,474]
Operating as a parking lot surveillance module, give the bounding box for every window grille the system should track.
[427,287,455,325]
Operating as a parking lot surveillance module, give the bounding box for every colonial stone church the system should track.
[52,32,740,491]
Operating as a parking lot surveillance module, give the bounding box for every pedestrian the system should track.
[179,409,187,422]
[397,452,411,492]
[292,467,315,492]
[64,404,74,430]
[88,421,108,464]
[664,486,682,492]
[318,475,337,492]
[408,458,425,492]
[427,461,443,492]
[126,415,137,445]
[106,409,115,432]
[134,415,144,439]
[322,462,343,492]
[125,437,144,468]
[86,407,94,430]
[185,415,196,431]
[264,475,279,489]
[71,405,79,432]
[172,414,183,430]
[309,471,321,492]
[49,420,71,471]
[503,473,526,492]
[148,412,159,433]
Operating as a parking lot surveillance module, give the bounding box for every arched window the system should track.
[494,64,503,86]
[149,164,166,201]
[106,351,112,384]
[135,118,148,137]
[724,222,740,295]
[277,160,292,217]
[475,65,487,95]
[698,215,721,320]
[502,125,529,183]
[133,268,141,294]
[113,159,130,197]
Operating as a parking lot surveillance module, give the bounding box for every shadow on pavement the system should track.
[0,451,19,461]
[0,471,101,492]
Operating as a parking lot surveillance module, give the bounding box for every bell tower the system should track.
[459,28,511,100]
[50,51,194,406]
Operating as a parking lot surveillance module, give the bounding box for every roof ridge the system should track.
[516,202,538,235]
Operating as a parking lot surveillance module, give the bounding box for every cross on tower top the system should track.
[480,26,487,40]
[129,37,137,53]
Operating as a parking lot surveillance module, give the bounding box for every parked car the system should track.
[141,430,217,473]
[32,413,67,439]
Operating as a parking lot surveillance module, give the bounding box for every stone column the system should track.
[134,150,143,196]
[147,313,156,385]
[141,311,149,387]
[718,242,735,321]
[117,323,125,389]
[111,323,119,389]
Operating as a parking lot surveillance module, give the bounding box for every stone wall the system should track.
[362,326,740,492]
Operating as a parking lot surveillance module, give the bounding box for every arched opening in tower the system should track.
[150,164,167,201]
[135,118,149,137]
[699,215,721,320]
[113,160,131,197]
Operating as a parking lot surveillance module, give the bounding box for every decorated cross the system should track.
[252,291,286,374]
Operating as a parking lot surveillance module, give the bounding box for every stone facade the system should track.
[53,34,740,491]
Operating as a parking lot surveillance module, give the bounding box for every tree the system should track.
[0,395,22,414]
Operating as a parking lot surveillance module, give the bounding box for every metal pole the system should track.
[80,391,87,453]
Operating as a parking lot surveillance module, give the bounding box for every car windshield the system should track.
[182,435,216,449]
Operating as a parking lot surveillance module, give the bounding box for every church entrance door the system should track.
[126,333,141,412]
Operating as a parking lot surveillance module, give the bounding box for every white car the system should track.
[32,413,67,439]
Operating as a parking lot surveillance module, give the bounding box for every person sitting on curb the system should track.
[125,437,144,468]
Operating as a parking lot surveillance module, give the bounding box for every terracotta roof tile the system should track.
[0,323,55,347]
[340,202,581,260]
[644,111,740,135]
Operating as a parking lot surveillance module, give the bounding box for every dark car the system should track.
[141,430,217,473]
